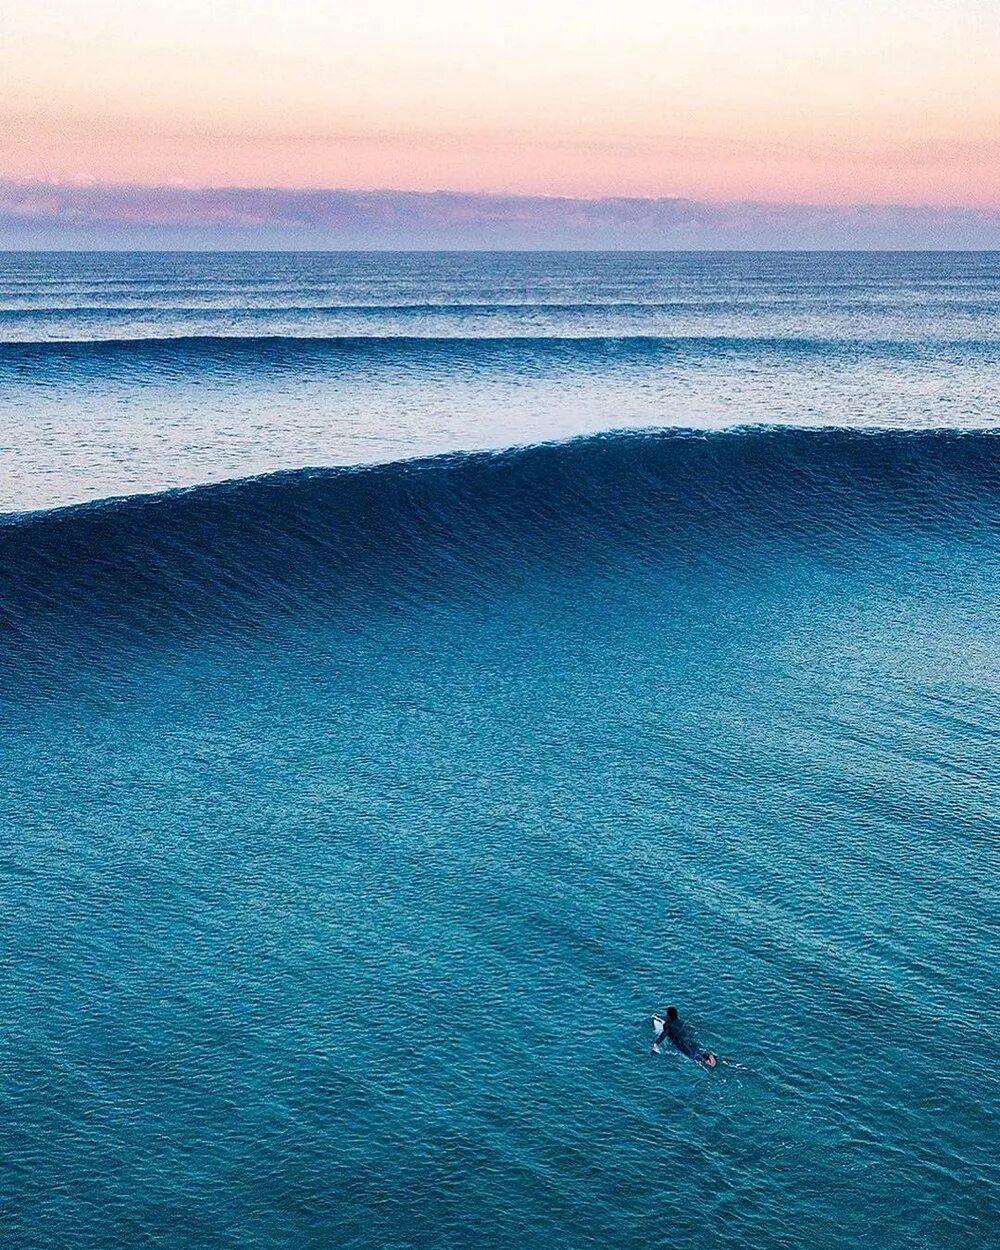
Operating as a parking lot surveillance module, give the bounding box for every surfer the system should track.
[652,1006,718,1068]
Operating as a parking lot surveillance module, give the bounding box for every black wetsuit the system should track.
[658,1017,712,1064]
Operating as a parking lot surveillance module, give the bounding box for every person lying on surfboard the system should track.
[652,1005,718,1068]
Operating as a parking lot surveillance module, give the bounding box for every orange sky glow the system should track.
[3,0,998,206]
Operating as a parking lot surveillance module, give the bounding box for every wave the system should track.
[6,298,989,315]
[0,301,761,315]
[3,332,993,373]
[2,427,996,668]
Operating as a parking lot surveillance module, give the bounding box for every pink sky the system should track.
[3,1,999,206]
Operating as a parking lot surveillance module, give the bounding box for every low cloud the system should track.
[1,180,998,250]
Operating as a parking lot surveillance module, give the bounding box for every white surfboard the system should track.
[651,1015,665,1053]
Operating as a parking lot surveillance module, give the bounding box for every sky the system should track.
[3,0,998,208]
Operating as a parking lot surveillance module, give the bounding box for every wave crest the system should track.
[1,427,996,660]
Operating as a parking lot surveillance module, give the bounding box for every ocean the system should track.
[1,252,998,1249]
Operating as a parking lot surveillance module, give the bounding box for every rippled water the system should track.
[1,254,998,1249]
[2,251,998,511]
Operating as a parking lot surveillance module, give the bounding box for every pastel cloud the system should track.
[2,181,998,250]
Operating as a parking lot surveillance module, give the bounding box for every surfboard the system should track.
[651,1015,665,1053]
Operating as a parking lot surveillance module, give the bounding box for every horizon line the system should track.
[4,247,1000,255]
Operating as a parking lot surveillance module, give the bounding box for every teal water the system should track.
[2,427,998,1249]
[1,253,999,1248]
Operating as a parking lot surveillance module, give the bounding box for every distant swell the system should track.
[1,333,987,376]
[2,427,996,673]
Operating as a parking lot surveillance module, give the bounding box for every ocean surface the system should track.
[1,252,998,1249]
[2,251,998,510]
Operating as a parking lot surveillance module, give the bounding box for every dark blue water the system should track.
[1,254,999,1249]
[1,251,997,510]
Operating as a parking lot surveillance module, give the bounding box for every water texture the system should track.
[1,253,998,1250]
[1,251,997,510]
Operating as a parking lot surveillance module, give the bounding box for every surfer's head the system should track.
[666,1006,679,1022]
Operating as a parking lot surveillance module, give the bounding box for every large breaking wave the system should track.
[2,427,996,666]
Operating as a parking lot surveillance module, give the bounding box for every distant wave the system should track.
[4,299,987,315]
[0,302,742,315]
[2,333,991,374]
[2,427,996,668]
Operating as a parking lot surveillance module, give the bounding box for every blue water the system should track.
[1,253,998,1249]
[1,251,998,510]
